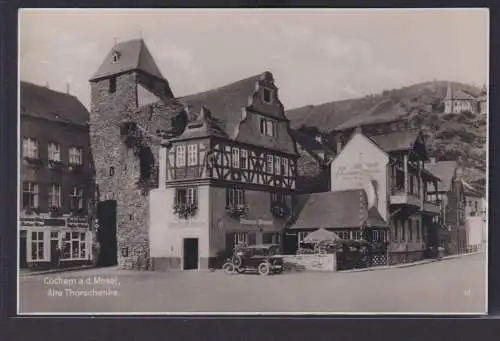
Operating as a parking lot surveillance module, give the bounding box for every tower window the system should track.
[109,77,116,94]
[109,167,115,177]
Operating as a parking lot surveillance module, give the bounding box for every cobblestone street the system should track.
[19,253,486,314]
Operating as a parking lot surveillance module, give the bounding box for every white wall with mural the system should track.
[330,132,389,222]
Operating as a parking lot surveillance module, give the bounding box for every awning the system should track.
[303,228,341,243]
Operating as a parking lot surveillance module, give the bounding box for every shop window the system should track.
[263,232,281,245]
[61,232,87,260]
[31,231,44,260]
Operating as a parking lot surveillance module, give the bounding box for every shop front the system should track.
[20,214,94,269]
[225,218,282,253]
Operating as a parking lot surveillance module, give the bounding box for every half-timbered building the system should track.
[287,119,442,262]
[150,72,299,270]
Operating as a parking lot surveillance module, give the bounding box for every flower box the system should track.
[48,160,65,171]
[271,204,289,218]
[22,206,40,216]
[49,206,62,218]
[68,163,83,173]
[226,204,248,218]
[173,202,198,219]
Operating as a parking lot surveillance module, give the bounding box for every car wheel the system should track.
[258,262,271,276]
[222,262,235,275]
[232,255,242,268]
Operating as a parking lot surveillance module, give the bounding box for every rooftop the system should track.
[288,190,389,230]
[21,81,89,127]
[424,160,459,192]
[90,39,166,82]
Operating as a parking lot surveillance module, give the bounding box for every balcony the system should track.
[422,200,440,215]
[390,186,421,208]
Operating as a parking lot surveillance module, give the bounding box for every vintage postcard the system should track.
[18,8,488,315]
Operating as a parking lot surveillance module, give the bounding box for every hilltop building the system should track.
[20,81,96,269]
[444,82,487,115]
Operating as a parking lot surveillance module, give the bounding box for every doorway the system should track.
[19,235,27,268]
[97,200,118,266]
[183,238,199,270]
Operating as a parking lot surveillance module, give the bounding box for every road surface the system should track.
[18,253,486,314]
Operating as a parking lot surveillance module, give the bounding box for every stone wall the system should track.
[90,71,184,270]
[283,254,336,272]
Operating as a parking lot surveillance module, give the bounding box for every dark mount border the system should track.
[1,2,499,341]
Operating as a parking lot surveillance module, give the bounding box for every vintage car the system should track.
[222,244,284,275]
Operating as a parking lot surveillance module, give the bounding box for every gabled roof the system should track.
[462,179,483,197]
[368,129,421,153]
[180,74,261,138]
[424,160,458,192]
[90,39,166,81]
[20,81,89,127]
[288,190,389,230]
[173,106,228,141]
[179,72,297,155]
[290,129,335,160]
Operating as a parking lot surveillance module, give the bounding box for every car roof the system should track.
[242,244,280,249]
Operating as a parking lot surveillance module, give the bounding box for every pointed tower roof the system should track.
[90,39,166,81]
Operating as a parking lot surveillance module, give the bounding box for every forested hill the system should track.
[286,81,487,192]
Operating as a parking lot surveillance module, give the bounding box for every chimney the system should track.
[45,82,50,89]
[66,83,70,95]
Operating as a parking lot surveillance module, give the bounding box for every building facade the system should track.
[444,82,487,115]
[90,38,299,270]
[20,81,95,268]
[330,121,442,261]
[150,73,299,270]
[424,159,467,254]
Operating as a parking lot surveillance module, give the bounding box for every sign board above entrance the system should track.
[240,219,274,226]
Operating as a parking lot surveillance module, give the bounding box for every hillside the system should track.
[286,81,487,193]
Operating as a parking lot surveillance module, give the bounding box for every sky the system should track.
[19,9,489,110]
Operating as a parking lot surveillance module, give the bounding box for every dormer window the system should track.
[111,50,121,63]
[263,88,273,104]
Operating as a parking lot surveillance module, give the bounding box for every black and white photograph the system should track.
[18,8,488,315]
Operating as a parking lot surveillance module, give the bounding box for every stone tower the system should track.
[89,38,186,269]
